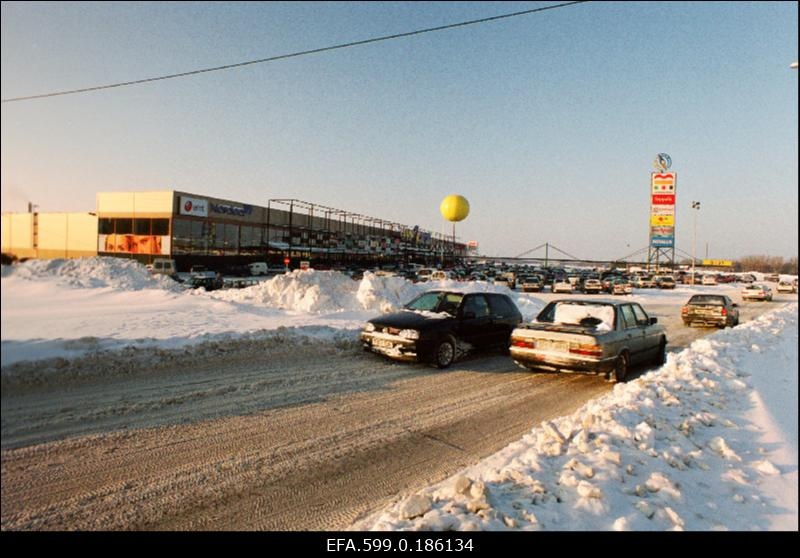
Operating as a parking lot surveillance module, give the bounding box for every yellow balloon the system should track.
[440,195,470,222]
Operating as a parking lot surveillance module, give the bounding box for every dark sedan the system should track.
[360,290,523,368]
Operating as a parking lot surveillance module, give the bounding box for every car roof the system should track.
[550,298,624,306]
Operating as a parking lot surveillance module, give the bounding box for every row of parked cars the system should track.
[360,290,667,382]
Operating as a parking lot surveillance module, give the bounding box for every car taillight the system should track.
[721,308,727,316]
[511,338,535,349]
[569,343,603,357]
[681,306,688,314]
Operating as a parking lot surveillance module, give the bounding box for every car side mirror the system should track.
[732,303,738,307]
[649,317,658,325]
[461,311,476,320]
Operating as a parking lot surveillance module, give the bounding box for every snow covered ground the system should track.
[1,257,797,531]
[0,257,543,368]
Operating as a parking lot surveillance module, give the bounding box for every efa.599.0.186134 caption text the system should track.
[326,537,474,552]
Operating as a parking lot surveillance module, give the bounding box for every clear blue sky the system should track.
[2,1,797,261]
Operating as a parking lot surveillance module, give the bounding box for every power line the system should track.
[1,1,588,103]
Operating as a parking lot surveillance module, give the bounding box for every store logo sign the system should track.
[210,203,253,217]
[179,196,208,217]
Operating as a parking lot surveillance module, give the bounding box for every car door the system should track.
[618,304,647,364]
[486,294,521,347]
[630,303,660,362]
[456,294,493,348]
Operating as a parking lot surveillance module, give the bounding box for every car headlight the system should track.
[399,329,420,340]
[364,322,376,332]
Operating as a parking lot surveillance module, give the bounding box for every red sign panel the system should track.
[651,194,675,205]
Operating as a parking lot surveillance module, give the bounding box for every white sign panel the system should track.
[179,196,208,217]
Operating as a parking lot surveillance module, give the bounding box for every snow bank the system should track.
[1,257,182,292]
[358,303,798,531]
[1,260,545,367]
[209,270,544,318]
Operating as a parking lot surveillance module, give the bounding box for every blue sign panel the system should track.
[651,236,675,247]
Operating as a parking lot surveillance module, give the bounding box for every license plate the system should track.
[541,340,567,352]
[373,339,394,349]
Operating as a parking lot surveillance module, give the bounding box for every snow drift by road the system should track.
[1,258,544,369]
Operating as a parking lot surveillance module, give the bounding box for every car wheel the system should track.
[653,339,666,366]
[614,352,629,382]
[434,335,456,369]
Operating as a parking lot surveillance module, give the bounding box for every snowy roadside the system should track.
[1,258,543,368]
[355,303,798,531]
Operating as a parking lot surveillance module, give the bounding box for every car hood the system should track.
[369,310,453,330]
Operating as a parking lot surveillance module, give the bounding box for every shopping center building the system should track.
[1,190,467,270]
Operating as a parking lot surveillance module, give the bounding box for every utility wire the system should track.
[2,1,588,103]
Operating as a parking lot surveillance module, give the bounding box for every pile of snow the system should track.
[2,261,545,367]
[210,270,544,319]
[358,304,798,531]
[1,257,182,292]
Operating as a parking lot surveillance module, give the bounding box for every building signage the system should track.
[650,205,675,215]
[650,226,674,237]
[651,194,675,205]
[702,259,733,267]
[210,202,253,217]
[650,214,675,226]
[651,172,676,193]
[179,196,208,217]
[650,236,674,247]
[649,169,677,251]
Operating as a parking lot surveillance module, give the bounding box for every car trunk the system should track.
[512,323,600,355]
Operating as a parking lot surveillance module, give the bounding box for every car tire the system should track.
[653,339,666,366]
[614,351,629,382]
[434,335,456,369]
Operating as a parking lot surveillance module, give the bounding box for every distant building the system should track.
[2,190,466,270]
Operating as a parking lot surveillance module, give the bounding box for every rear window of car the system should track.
[688,295,724,305]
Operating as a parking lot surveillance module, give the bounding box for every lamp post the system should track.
[691,201,700,284]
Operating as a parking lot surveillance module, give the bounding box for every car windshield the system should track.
[404,292,463,316]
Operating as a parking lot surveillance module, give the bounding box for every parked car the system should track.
[609,278,630,295]
[765,273,780,283]
[189,265,217,279]
[654,275,676,289]
[582,278,603,294]
[552,279,575,294]
[632,275,655,288]
[738,274,756,284]
[520,276,544,293]
[741,284,773,301]
[776,281,797,294]
[701,275,718,286]
[360,290,523,368]
[187,274,224,291]
[509,299,667,382]
[681,294,739,328]
[147,258,177,276]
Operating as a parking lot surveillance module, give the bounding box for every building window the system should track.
[134,219,150,235]
[99,218,114,234]
[115,219,133,234]
[151,219,169,236]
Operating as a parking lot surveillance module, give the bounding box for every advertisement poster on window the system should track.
[99,234,170,255]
